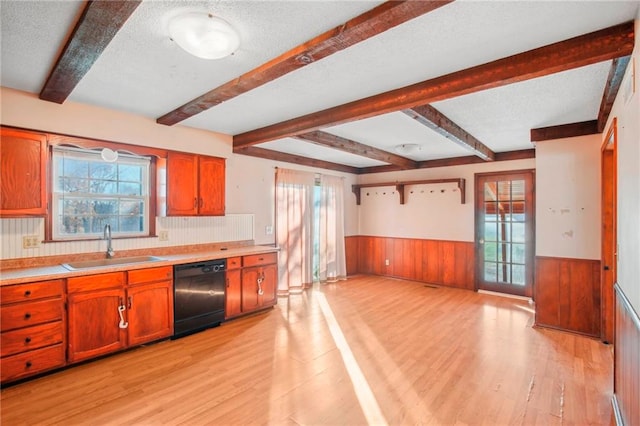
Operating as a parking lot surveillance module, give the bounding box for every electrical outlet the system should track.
[22,235,41,249]
[385,259,390,266]
[265,225,273,235]
[158,230,169,241]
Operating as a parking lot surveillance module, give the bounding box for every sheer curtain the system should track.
[317,174,347,282]
[275,168,315,295]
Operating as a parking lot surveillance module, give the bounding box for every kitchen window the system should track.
[52,146,151,240]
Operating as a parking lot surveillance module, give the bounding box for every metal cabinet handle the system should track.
[128,296,132,309]
[257,273,265,296]
[194,197,198,208]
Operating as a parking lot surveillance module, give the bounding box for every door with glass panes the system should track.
[475,170,534,297]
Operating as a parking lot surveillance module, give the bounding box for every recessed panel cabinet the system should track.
[0,128,48,216]
[67,266,174,364]
[225,253,278,319]
[167,152,225,216]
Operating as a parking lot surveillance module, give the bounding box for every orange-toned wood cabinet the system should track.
[67,266,174,364]
[0,279,65,382]
[225,257,243,319]
[166,151,225,216]
[0,128,48,216]
[126,267,174,347]
[225,253,278,319]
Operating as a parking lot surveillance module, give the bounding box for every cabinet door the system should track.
[127,281,173,346]
[0,128,47,216]
[67,288,127,363]
[259,264,278,308]
[225,269,242,319]
[198,156,225,216]
[167,151,198,216]
[241,267,261,312]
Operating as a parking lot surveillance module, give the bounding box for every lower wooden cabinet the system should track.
[0,279,65,382]
[126,267,173,347]
[67,267,173,364]
[67,274,127,363]
[225,252,278,319]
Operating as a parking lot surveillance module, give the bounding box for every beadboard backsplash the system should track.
[0,214,254,260]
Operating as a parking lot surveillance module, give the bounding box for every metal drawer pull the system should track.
[24,290,31,297]
[24,312,31,320]
[257,273,265,296]
[25,337,32,344]
[25,361,32,369]
[117,304,128,329]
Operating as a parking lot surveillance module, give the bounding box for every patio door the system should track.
[475,170,535,297]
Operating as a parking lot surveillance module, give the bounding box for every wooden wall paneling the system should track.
[401,239,415,280]
[386,238,396,277]
[345,236,360,276]
[413,239,423,282]
[440,241,456,287]
[423,240,440,284]
[614,283,640,426]
[535,257,600,337]
[373,237,385,276]
[535,258,561,327]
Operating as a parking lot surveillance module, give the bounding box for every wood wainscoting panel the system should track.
[535,256,601,337]
[345,236,474,290]
[614,283,640,426]
[345,236,359,276]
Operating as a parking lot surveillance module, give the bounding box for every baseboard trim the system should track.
[612,394,624,426]
[478,289,532,302]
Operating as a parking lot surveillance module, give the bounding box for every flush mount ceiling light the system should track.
[395,143,422,156]
[168,12,239,60]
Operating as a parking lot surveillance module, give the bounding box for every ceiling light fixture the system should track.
[168,12,239,60]
[395,143,422,156]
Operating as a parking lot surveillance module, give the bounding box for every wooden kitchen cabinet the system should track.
[67,267,174,363]
[241,253,278,313]
[0,127,48,216]
[224,253,278,319]
[0,279,65,383]
[126,266,173,346]
[67,272,127,363]
[166,151,225,216]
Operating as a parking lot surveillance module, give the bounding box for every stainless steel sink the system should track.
[62,256,164,271]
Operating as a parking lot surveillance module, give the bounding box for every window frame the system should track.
[46,135,167,242]
[51,145,151,240]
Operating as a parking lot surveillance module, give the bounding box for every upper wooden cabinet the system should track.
[0,128,48,216]
[166,151,225,216]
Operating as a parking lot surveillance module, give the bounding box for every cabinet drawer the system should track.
[1,299,63,332]
[227,256,242,270]
[1,321,63,357]
[128,266,173,285]
[1,280,63,304]
[243,252,277,268]
[67,272,125,293]
[1,344,65,383]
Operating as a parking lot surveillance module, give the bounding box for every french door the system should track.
[475,170,535,297]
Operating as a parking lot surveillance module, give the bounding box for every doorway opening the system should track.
[601,118,617,344]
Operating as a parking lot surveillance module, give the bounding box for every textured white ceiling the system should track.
[1,0,638,169]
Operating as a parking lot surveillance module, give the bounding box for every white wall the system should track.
[0,87,358,257]
[605,14,640,310]
[535,134,602,259]
[354,158,535,241]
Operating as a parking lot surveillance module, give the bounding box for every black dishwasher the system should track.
[173,259,226,339]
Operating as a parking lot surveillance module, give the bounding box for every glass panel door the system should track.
[475,171,534,297]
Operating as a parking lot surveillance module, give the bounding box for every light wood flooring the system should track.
[1,275,614,425]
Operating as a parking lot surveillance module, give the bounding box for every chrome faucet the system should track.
[104,224,115,258]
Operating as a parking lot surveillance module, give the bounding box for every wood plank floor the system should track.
[1,275,614,425]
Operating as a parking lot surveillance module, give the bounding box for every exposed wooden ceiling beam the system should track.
[530,120,598,142]
[157,0,454,126]
[402,105,495,161]
[360,149,536,174]
[234,21,634,149]
[294,131,418,169]
[597,56,631,132]
[40,0,141,104]
[233,146,361,174]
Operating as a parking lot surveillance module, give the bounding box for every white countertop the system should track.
[0,245,279,286]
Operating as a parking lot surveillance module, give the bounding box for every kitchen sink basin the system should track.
[62,256,164,271]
